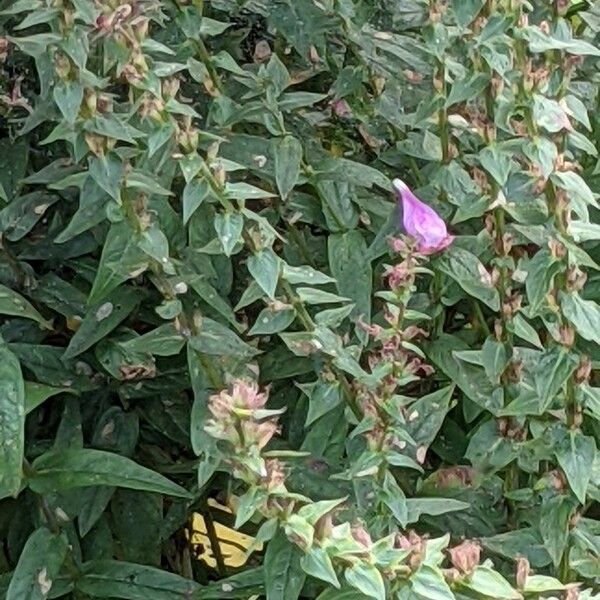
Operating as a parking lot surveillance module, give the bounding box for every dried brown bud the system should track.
[555,0,569,15]
[54,53,71,80]
[548,238,567,259]
[491,76,504,97]
[253,40,271,64]
[308,45,320,64]
[566,266,587,292]
[564,586,580,600]
[448,540,481,575]
[484,213,496,236]
[162,77,181,99]
[0,37,9,63]
[84,133,106,157]
[97,93,113,113]
[263,459,286,491]
[558,324,575,348]
[575,356,592,385]
[404,69,423,84]
[442,568,461,584]
[501,232,514,255]
[549,469,567,492]
[351,522,372,548]
[518,13,529,28]
[515,556,530,589]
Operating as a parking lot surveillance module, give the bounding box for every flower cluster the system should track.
[205,380,285,491]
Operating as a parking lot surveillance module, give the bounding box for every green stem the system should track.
[438,62,450,164]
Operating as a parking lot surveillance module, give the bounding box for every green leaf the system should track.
[119,324,185,357]
[300,547,339,588]
[479,145,512,187]
[275,136,303,199]
[88,154,124,202]
[64,287,139,359]
[77,560,200,599]
[533,347,578,411]
[297,287,350,305]
[459,566,520,599]
[328,231,372,334]
[0,339,25,499]
[539,495,573,567]
[248,249,280,299]
[303,380,342,426]
[53,80,83,123]
[452,0,485,26]
[24,381,75,415]
[405,498,470,523]
[525,250,561,314]
[6,527,68,600]
[437,247,500,310]
[264,530,306,600]
[345,563,385,600]
[482,528,551,568]
[405,385,454,458]
[249,306,296,335]
[214,211,243,256]
[481,337,508,384]
[410,565,456,600]
[561,292,600,342]
[189,317,258,358]
[282,264,335,285]
[0,283,51,328]
[0,191,59,241]
[523,575,566,593]
[446,73,489,108]
[29,448,191,498]
[555,431,596,504]
[88,220,148,304]
[552,171,596,208]
[183,178,210,224]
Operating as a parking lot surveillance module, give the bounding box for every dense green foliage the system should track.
[1,0,600,598]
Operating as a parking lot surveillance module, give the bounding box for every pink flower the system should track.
[393,178,453,255]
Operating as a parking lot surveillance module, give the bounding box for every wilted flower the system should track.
[448,540,481,574]
[262,459,286,491]
[393,178,453,255]
[351,521,373,548]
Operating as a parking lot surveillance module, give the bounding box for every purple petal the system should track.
[393,178,453,254]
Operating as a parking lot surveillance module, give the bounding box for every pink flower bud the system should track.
[393,178,453,255]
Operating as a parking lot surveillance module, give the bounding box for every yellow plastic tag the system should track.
[189,498,263,569]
